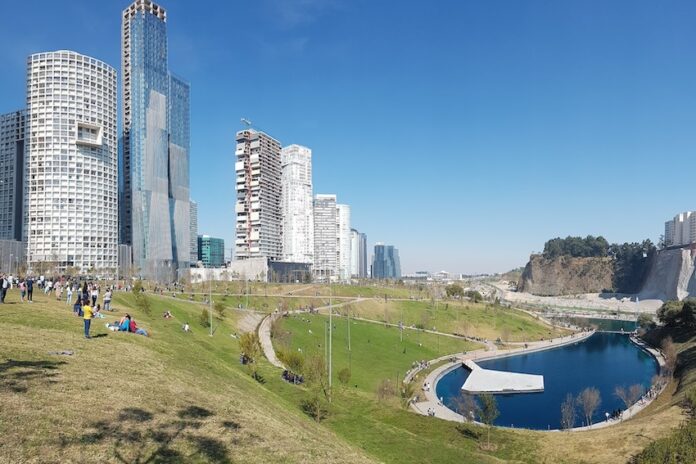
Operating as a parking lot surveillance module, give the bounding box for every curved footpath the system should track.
[412,330,667,432]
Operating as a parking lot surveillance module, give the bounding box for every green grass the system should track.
[276,314,481,393]
[0,287,690,464]
[343,299,568,342]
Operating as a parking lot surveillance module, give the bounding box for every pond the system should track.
[435,333,658,430]
[549,316,638,332]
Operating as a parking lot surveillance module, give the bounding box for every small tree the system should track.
[284,350,305,376]
[214,301,226,318]
[400,381,416,409]
[445,283,465,299]
[615,384,643,411]
[199,308,210,328]
[454,391,479,421]
[337,367,351,387]
[301,355,330,421]
[662,336,677,378]
[239,332,262,380]
[560,393,576,430]
[577,387,601,426]
[637,313,656,330]
[478,394,499,450]
[376,379,397,402]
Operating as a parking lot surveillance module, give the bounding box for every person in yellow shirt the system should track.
[82,298,94,339]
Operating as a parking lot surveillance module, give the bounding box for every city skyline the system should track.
[2,1,696,274]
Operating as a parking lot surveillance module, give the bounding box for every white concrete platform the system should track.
[461,359,544,394]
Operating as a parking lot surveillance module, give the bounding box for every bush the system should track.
[376,379,396,402]
[301,393,329,422]
[199,308,210,328]
[338,367,351,386]
[630,421,696,463]
[214,301,226,318]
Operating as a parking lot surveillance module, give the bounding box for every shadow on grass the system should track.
[73,405,239,463]
[456,423,482,440]
[0,359,65,393]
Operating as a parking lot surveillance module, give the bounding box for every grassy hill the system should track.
[0,287,692,463]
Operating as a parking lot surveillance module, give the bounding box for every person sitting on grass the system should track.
[119,314,132,332]
[182,323,191,333]
[128,317,148,336]
[163,311,173,319]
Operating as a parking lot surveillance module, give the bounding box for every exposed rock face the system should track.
[638,247,696,301]
[517,255,614,296]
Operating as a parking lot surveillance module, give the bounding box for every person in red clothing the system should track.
[129,318,137,333]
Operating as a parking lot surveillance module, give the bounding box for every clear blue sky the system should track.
[2,0,695,274]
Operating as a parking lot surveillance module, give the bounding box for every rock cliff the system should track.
[517,255,614,296]
[638,247,696,301]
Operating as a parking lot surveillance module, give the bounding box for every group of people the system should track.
[105,313,148,337]
[0,274,34,303]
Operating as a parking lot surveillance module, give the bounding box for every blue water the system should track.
[435,333,658,430]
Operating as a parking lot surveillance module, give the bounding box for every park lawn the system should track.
[0,290,373,464]
[343,299,569,342]
[276,314,481,393]
[188,281,418,299]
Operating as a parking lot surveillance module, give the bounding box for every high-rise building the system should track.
[121,0,190,282]
[197,235,224,268]
[337,203,351,281]
[189,200,198,263]
[349,228,368,278]
[281,144,313,263]
[664,211,696,247]
[234,129,282,261]
[372,243,401,279]
[313,194,338,281]
[26,51,118,271]
[0,110,26,242]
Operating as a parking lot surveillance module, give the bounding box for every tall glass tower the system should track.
[121,0,190,282]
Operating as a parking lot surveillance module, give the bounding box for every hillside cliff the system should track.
[639,247,696,301]
[517,255,614,296]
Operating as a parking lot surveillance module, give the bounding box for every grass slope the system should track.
[0,290,372,463]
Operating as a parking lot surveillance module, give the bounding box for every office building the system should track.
[337,203,351,280]
[198,235,224,268]
[0,110,26,242]
[664,211,696,247]
[121,0,190,281]
[372,243,401,279]
[189,200,198,263]
[234,129,282,261]
[350,228,368,278]
[313,194,338,280]
[280,144,313,264]
[26,51,118,271]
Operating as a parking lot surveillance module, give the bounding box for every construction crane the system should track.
[240,117,267,134]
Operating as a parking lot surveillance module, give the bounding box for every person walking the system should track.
[26,276,33,302]
[91,285,98,307]
[0,274,7,303]
[66,284,73,305]
[19,279,26,302]
[103,288,112,311]
[82,298,94,339]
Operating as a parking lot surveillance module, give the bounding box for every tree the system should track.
[478,394,499,450]
[615,384,643,411]
[662,336,677,378]
[445,283,465,299]
[239,332,262,380]
[214,301,226,318]
[657,299,696,328]
[198,308,210,328]
[376,379,396,402]
[337,367,351,386]
[465,290,483,303]
[560,393,576,430]
[300,355,330,421]
[454,391,479,422]
[576,387,601,426]
[637,313,656,330]
[400,381,416,409]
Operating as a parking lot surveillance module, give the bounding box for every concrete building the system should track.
[198,235,224,268]
[121,0,190,282]
[189,256,310,284]
[234,129,282,261]
[26,51,118,272]
[280,144,313,264]
[189,200,198,263]
[372,243,401,280]
[313,194,338,281]
[0,110,26,243]
[337,203,351,281]
[664,212,696,247]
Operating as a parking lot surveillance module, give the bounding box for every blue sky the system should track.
[2,0,696,274]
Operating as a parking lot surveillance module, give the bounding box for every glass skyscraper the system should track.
[197,235,225,268]
[372,243,401,280]
[121,0,190,282]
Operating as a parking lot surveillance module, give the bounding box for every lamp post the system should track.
[209,268,213,337]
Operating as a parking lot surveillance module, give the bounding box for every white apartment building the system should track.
[350,228,360,277]
[281,144,313,263]
[190,200,198,263]
[26,51,118,271]
[0,110,26,242]
[235,129,282,261]
[313,194,338,281]
[665,211,696,247]
[337,203,351,281]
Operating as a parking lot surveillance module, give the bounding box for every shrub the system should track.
[338,367,351,386]
[199,308,210,328]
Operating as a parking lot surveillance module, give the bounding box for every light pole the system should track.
[209,268,213,337]
[328,266,333,396]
